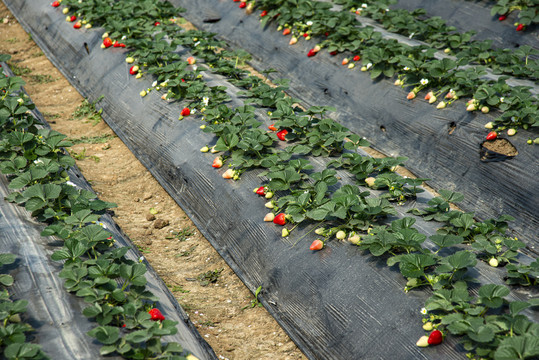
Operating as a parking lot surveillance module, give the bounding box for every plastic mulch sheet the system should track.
[4,1,537,359]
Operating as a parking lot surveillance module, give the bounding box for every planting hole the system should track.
[83,42,89,55]
[380,125,386,132]
[448,122,456,135]
[480,138,518,162]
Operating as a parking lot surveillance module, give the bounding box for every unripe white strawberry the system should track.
[102,32,109,38]
[222,169,236,179]
[315,228,325,235]
[282,228,290,237]
[436,101,447,109]
[139,90,147,97]
[210,146,219,154]
[481,106,489,114]
[264,213,275,222]
[348,234,361,245]
[265,191,274,199]
[416,336,429,347]
[336,230,346,240]
[126,57,135,64]
[265,201,274,209]
[365,177,376,188]
[489,258,499,267]
[62,7,69,14]
[135,73,142,79]
[394,79,403,86]
[289,37,298,45]
[200,146,209,153]
[422,322,433,331]
[429,95,437,104]
[484,122,493,129]
[507,128,516,136]
[348,63,355,69]
[85,23,92,29]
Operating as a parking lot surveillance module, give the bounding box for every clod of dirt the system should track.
[480,138,518,162]
[143,193,153,201]
[146,213,156,221]
[154,218,169,229]
[142,239,153,246]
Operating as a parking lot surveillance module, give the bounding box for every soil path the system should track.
[0,4,305,359]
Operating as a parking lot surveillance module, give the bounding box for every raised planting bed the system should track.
[0,61,216,360]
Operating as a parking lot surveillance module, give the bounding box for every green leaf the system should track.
[0,253,16,266]
[4,343,41,359]
[87,326,120,345]
[478,284,510,309]
[510,301,531,315]
[0,274,14,287]
[125,329,152,343]
[430,234,464,249]
[494,335,539,360]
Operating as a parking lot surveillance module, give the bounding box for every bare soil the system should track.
[0,4,305,360]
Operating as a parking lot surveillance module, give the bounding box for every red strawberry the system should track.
[260,10,268,17]
[181,107,190,116]
[255,186,266,196]
[303,33,309,38]
[70,15,77,22]
[324,32,330,37]
[239,2,246,8]
[212,157,223,168]
[119,43,126,48]
[307,49,316,57]
[516,23,524,31]
[113,41,121,47]
[486,131,497,141]
[154,21,161,26]
[103,37,113,48]
[498,15,507,21]
[353,55,360,61]
[52,1,60,7]
[282,28,291,36]
[268,124,277,131]
[276,129,288,141]
[427,330,443,346]
[187,56,196,65]
[273,213,286,226]
[310,239,324,251]
[129,65,139,75]
[148,308,165,321]
[73,22,81,29]
[330,51,337,56]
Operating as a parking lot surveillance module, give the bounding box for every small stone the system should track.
[154,219,169,229]
[146,213,156,221]
[143,193,153,201]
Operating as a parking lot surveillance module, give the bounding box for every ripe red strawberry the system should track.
[113,41,120,47]
[154,21,161,26]
[516,23,524,31]
[212,157,223,168]
[310,239,324,251]
[73,22,81,29]
[187,56,196,65]
[273,213,286,226]
[324,32,330,37]
[353,55,360,61]
[427,330,443,345]
[239,2,246,8]
[276,129,288,141]
[307,49,316,57]
[282,28,291,36]
[303,33,309,38]
[486,131,497,141]
[70,15,77,22]
[120,43,126,48]
[268,124,277,131]
[52,1,60,7]
[103,37,113,48]
[260,10,268,17]
[255,186,266,196]
[148,308,165,321]
[330,51,337,56]
[498,15,507,21]
[181,107,190,116]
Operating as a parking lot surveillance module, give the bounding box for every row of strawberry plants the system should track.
[50,0,539,358]
[0,57,198,359]
[480,0,538,28]
[333,0,539,77]
[245,0,538,134]
[0,252,48,359]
